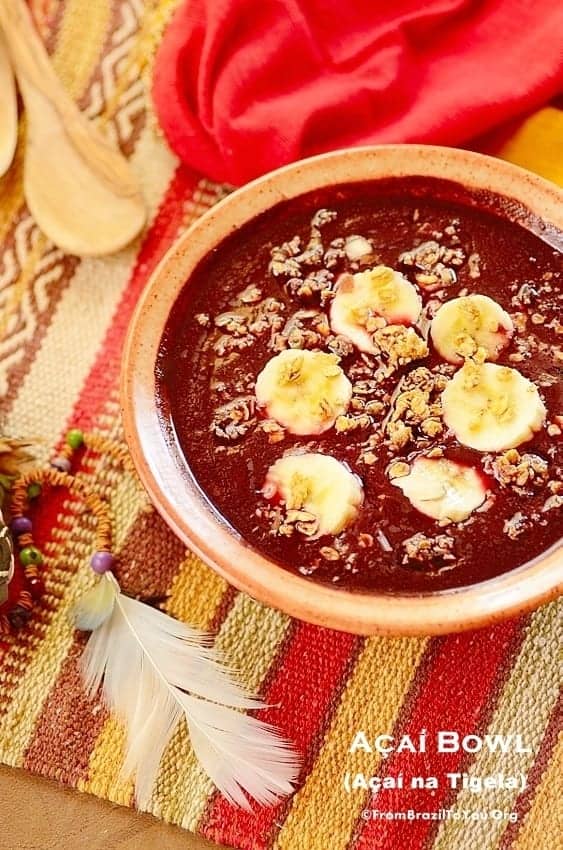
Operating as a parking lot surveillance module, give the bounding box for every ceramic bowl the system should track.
[121,145,563,636]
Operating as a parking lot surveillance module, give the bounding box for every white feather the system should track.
[79,574,300,810]
[73,572,118,631]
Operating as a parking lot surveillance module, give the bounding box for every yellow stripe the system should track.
[146,553,228,822]
[148,594,290,828]
[512,734,563,850]
[164,552,228,631]
[77,716,133,804]
[83,412,148,551]
[496,107,563,187]
[52,0,112,97]
[131,552,227,820]
[182,597,290,830]
[431,600,562,850]
[275,636,428,850]
[99,0,183,129]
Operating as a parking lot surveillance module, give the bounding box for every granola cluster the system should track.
[268,210,338,303]
[371,325,429,379]
[259,503,320,539]
[384,367,449,451]
[401,532,456,568]
[212,297,286,356]
[268,209,376,306]
[211,395,256,440]
[271,309,330,352]
[399,239,465,290]
[483,449,549,495]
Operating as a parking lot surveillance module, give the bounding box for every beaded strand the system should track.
[1,429,132,637]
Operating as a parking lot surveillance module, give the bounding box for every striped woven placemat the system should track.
[0,3,561,849]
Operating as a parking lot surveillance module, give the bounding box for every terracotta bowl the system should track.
[121,145,563,636]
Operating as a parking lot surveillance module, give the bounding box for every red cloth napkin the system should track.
[153,0,563,185]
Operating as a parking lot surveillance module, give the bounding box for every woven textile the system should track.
[0,3,561,849]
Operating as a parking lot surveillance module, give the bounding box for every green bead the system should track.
[27,483,42,499]
[20,546,43,567]
[66,429,84,450]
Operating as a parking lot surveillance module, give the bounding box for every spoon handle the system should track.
[0,0,80,117]
[0,27,17,177]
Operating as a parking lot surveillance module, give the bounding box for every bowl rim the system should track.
[121,143,563,636]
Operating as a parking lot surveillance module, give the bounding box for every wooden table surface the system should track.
[0,765,229,849]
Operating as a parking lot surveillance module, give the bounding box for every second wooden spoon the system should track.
[0,0,146,256]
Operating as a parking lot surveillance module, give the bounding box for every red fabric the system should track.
[152,0,563,185]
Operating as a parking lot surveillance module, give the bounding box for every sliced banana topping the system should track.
[441,361,546,451]
[390,456,488,523]
[262,452,364,538]
[330,265,422,353]
[255,349,352,435]
[431,294,514,364]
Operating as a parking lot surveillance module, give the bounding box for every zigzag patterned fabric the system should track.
[0,3,561,850]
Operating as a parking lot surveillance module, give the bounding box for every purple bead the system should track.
[90,551,114,574]
[10,516,32,536]
[51,456,72,473]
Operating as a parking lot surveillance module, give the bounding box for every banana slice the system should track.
[262,452,364,538]
[441,361,546,451]
[330,265,422,353]
[390,456,488,523]
[431,294,513,364]
[255,349,352,435]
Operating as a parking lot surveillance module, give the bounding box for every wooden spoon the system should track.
[0,28,17,178]
[0,0,146,256]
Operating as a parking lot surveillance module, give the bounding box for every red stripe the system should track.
[35,164,198,558]
[354,619,521,850]
[28,165,199,575]
[72,164,200,429]
[201,623,360,850]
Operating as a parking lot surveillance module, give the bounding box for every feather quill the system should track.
[77,574,300,810]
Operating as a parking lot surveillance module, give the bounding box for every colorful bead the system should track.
[66,429,84,450]
[27,482,42,499]
[20,546,44,567]
[10,516,32,536]
[8,605,32,629]
[51,456,72,473]
[28,576,45,600]
[90,550,114,574]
